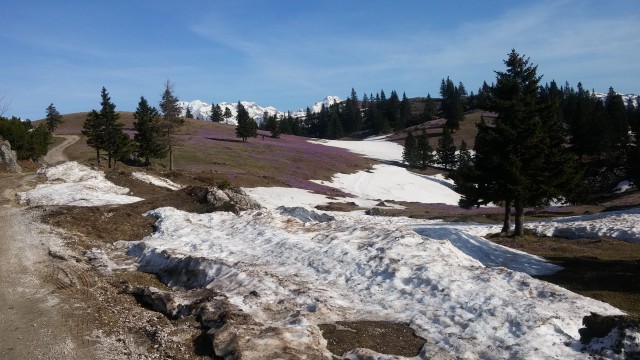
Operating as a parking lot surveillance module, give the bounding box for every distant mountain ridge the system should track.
[178,91,638,126]
[593,92,638,107]
[178,96,342,125]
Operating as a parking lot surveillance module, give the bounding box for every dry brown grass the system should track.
[492,234,640,316]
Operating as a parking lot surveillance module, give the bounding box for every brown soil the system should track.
[318,321,425,357]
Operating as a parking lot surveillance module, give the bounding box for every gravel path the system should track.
[0,135,98,359]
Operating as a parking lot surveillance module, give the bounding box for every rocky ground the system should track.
[0,137,221,359]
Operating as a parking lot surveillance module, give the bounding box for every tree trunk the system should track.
[501,198,512,235]
[514,198,525,236]
[96,149,100,167]
[169,143,174,171]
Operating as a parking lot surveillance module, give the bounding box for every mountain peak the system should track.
[178,96,343,125]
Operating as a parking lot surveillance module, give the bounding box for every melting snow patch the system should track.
[131,172,184,190]
[309,138,404,163]
[311,164,462,205]
[127,206,624,358]
[527,208,640,244]
[17,161,143,206]
[612,180,632,193]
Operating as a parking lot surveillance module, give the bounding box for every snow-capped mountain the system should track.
[178,100,281,125]
[593,92,638,106]
[178,96,343,125]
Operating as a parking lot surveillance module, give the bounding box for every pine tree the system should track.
[456,49,584,236]
[159,80,184,170]
[270,116,282,138]
[223,107,233,124]
[82,109,105,166]
[398,92,410,130]
[185,106,194,119]
[456,140,472,168]
[133,96,167,165]
[45,103,63,133]
[402,131,418,167]
[210,104,223,122]
[423,94,437,122]
[98,87,127,168]
[440,77,464,131]
[327,106,344,139]
[235,102,257,142]
[417,129,434,169]
[436,127,457,169]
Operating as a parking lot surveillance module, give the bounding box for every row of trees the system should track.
[249,81,471,141]
[81,83,263,169]
[399,50,639,236]
[402,128,466,170]
[82,81,184,170]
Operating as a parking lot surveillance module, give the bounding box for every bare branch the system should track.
[0,92,11,117]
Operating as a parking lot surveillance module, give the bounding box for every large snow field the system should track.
[129,206,625,358]
[246,164,462,209]
[17,161,143,206]
[17,138,640,357]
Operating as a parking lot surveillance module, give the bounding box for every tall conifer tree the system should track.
[133,96,167,165]
[45,103,63,133]
[159,80,184,170]
[456,49,583,236]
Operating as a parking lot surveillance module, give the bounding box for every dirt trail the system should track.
[0,135,98,359]
[43,135,79,165]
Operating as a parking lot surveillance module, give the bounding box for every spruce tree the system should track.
[82,109,105,166]
[417,129,434,169]
[436,127,457,169]
[210,104,223,122]
[327,107,344,139]
[45,103,63,133]
[457,140,472,168]
[98,87,127,168]
[423,94,437,122]
[402,130,418,167]
[159,80,184,170]
[456,49,584,236]
[185,106,194,119]
[440,77,464,131]
[235,102,257,142]
[223,107,232,124]
[133,96,167,165]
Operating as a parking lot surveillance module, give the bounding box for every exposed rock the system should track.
[0,136,21,173]
[186,185,262,214]
[125,286,224,319]
[124,285,333,359]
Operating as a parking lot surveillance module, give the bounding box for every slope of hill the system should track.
[53,112,372,194]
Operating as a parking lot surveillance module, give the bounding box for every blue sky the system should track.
[1,0,638,120]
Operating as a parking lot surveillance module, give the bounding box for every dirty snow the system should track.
[244,186,390,210]
[17,162,142,206]
[128,206,626,358]
[17,136,640,358]
[131,172,184,190]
